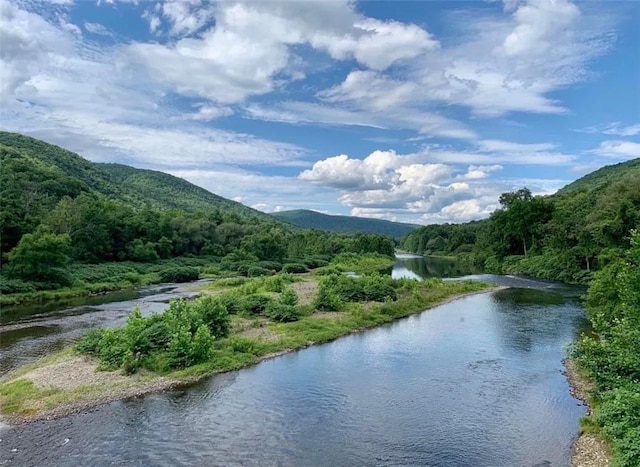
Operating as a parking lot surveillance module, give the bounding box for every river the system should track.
[0,256,588,466]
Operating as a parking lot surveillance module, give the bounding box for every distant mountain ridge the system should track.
[272,209,418,238]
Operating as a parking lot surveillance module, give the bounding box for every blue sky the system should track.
[1,0,639,224]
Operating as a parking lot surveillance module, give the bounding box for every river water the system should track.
[0,256,587,466]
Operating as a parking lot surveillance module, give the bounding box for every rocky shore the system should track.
[564,358,610,467]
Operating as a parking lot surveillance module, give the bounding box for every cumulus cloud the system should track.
[298,146,571,223]
[0,0,73,102]
[312,0,613,124]
[129,1,439,105]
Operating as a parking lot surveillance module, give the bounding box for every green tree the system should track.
[5,225,72,284]
[492,188,553,257]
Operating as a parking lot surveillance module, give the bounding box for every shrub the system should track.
[239,294,273,316]
[265,302,301,322]
[257,261,282,272]
[299,258,329,269]
[279,287,299,306]
[74,329,105,354]
[159,267,199,283]
[192,296,230,338]
[77,294,229,372]
[96,329,128,369]
[246,266,272,277]
[362,274,397,302]
[0,276,37,294]
[282,263,308,274]
[216,292,244,315]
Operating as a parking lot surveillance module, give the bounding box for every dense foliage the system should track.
[403,158,640,284]
[572,230,640,466]
[272,209,418,239]
[0,132,395,296]
[76,295,231,373]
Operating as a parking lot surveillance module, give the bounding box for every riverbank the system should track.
[0,280,495,425]
[564,358,611,467]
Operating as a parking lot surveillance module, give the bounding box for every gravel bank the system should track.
[564,358,611,467]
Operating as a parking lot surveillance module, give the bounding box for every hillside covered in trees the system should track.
[272,209,418,239]
[402,158,640,284]
[0,133,394,296]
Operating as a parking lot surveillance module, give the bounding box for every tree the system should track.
[5,225,72,284]
[492,188,553,256]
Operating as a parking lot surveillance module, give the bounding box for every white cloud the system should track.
[181,104,233,122]
[297,146,570,223]
[245,100,476,140]
[500,0,580,57]
[299,150,402,190]
[84,22,111,36]
[314,17,439,70]
[580,122,640,137]
[593,140,640,159]
[457,164,504,180]
[0,0,73,102]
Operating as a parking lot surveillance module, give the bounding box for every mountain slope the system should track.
[272,209,418,238]
[0,132,265,215]
[99,163,260,215]
[554,158,640,198]
[0,131,270,252]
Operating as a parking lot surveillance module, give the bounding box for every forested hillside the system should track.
[272,209,418,238]
[0,133,395,296]
[403,158,640,284]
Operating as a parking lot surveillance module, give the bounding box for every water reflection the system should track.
[393,255,478,279]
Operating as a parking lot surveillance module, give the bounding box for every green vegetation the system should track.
[403,158,640,284]
[76,295,231,373]
[0,259,491,419]
[272,209,418,239]
[572,229,640,466]
[0,132,396,303]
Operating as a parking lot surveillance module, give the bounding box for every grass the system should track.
[0,277,493,421]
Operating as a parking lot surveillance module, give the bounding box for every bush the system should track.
[265,302,301,322]
[239,294,273,316]
[159,267,199,283]
[0,276,37,294]
[192,296,231,338]
[246,266,272,277]
[77,294,229,372]
[282,263,308,274]
[362,274,397,302]
[74,329,105,354]
[257,261,283,272]
[300,258,329,269]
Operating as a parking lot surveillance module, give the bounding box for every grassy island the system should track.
[0,260,492,424]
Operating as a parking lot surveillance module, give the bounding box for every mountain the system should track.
[0,131,266,216]
[553,158,640,198]
[0,131,271,252]
[272,209,418,238]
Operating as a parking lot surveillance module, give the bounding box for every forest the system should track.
[402,158,640,284]
[0,132,395,302]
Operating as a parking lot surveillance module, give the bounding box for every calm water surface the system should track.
[0,257,587,466]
